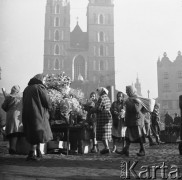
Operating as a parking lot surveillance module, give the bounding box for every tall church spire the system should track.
[135,74,142,96]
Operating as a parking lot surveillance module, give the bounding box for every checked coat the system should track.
[95,94,112,141]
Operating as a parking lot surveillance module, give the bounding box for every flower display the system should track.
[45,73,85,124]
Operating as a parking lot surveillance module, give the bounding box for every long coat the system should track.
[22,82,53,145]
[95,94,112,141]
[2,94,23,136]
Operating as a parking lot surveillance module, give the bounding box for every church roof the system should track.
[70,22,88,49]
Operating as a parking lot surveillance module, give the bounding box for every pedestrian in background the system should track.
[22,74,53,161]
[119,85,146,157]
[151,103,163,145]
[84,92,98,153]
[94,87,112,154]
[111,91,126,153]
[1,85,23,154]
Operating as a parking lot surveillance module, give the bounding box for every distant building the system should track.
[43,0,115,98]
[157,51,182,115]
[134,76,142,96]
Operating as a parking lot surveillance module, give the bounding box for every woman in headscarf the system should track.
[119,85,146,156]
[111,91,126,153]
[22,74,53,161]
[1,85,23,154]
[93,87,112,154]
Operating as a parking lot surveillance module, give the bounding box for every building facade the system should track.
[157,51,182,116]
[43,0,115,98]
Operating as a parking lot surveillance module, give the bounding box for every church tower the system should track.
[43,0,70,75]
[135,75,142,96]
[87,0,115,88]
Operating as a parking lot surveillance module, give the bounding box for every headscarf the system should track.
[126,85,138,98]
[10,85,20,96]
[28,74,44,86]
[96,87,109,96]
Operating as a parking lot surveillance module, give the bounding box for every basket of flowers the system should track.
[44,73,85,125]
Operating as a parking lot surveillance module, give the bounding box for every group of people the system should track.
[1,74,53,161]
[1,73,164,161]
[84,85,163,157]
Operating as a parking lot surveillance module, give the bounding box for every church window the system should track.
[54,59,60,70]
[163,72,169,79]
[99,60,104,71]
[177,83,182,92]
[54,30,60,41]
[98,31,104,42]
[99,45,104,56]
[54,44,60,55]
[55,4,60,14]
[55,17,60,27]
[99,14,104,24]
[178,71,182,78]
[74,55,85,80]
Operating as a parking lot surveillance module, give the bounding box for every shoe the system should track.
[36,149,43,160]
[9,149,16,155]
[137,150,145,156]
[116,147,129,157]
[26,151,39,161]
[100,148,110,154]
[91,145,99,153]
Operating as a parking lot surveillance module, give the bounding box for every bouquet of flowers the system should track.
[45,73,85,124]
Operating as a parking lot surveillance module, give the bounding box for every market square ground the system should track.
[0,140,182,180]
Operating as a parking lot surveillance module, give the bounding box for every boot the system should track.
[137,149,145,156]
[116,146,129,157]
[91,144,99,153]
[148,136,157,146]
[36,148,43,160]
[26,150,38,161]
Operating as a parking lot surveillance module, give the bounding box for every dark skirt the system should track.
[125,126,146,143]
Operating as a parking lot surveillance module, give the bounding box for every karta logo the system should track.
[120,161,182,179]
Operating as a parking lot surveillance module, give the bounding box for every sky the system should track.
[0,0,182,99]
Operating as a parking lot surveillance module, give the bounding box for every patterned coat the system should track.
[94,94,112,141]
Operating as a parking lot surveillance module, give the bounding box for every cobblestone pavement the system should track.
[0,140,182,180]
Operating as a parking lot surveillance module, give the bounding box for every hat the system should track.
[126,85,137,97]
[96,87,109,96]
[33,74,44,82]
[10,85,20,95]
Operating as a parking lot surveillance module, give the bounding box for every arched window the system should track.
[54,59,60,70]
[54,30,59,41]
[99,14,104,24]
[54,44,60,55]
[74,55,85,80]
[98,31,104,42]
[55,4,60,14]
[99,60,104,71]
[99,45,104,56]
[55,17,60,27]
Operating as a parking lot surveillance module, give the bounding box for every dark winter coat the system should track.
[22,76,53,145]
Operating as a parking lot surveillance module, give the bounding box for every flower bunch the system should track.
[45,73,71,92]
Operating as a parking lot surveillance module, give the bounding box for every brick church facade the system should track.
[43,0,115,98]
